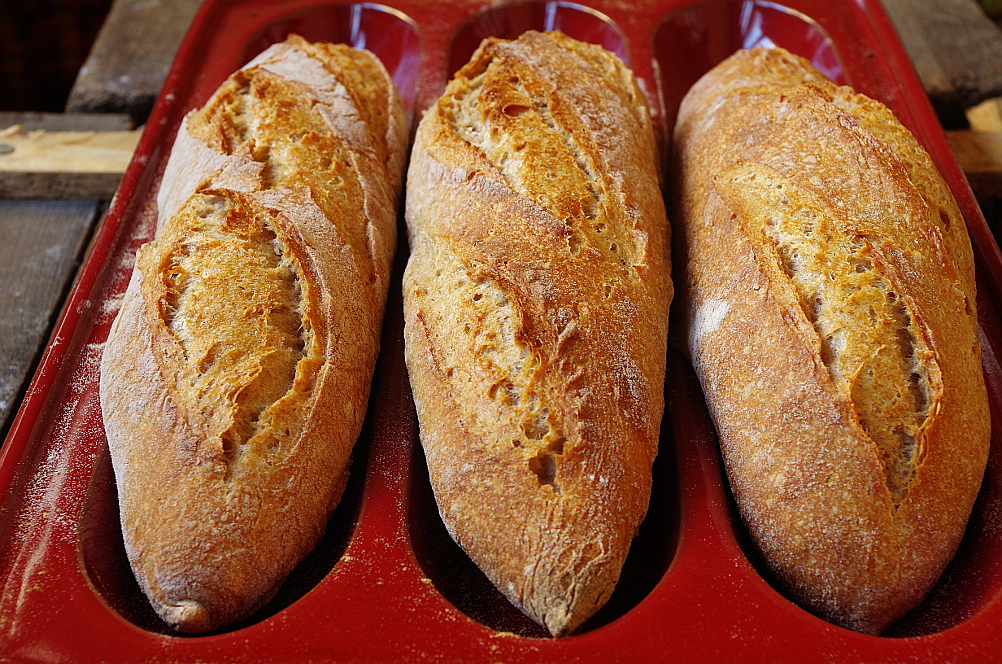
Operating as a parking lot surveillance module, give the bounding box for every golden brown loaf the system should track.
[402,31,672,636]
[673,47,990,634]
[99,35,407,633]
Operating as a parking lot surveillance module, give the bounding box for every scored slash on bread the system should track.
[673,47,990,634]
[99,35,407,633]
[402,31,673,636]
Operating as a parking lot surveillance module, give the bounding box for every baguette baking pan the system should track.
[4,0,1002,661]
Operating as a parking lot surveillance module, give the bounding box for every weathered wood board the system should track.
[0,199,100,437]
[0,126,141,199]
[64,0,203,123]
[881,0,1002,125]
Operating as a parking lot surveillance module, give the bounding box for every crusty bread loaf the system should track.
[99,35,407,633]
[673,47,990,634]
[402,31,672,636]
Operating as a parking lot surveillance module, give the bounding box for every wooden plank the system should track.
[65,0,203,123]
[0,129,139,173]
[0,112,133,133]
[0,127,141,199]
[0,199,100,437]
[947,129,1002,196]
[0,117,130,435]
[968,98,1002,132]
[880,0,1002,124]
[0,125,994,201]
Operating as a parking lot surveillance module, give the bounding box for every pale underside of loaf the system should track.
[403,31,672,636]
[99,36,406,633]
[674,47,989,634]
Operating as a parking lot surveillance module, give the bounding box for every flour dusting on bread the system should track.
[100,35,407,633]
[674,46,989,635]
[403,31,671,636]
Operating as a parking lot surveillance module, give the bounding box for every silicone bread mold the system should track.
[3,0,1002,661]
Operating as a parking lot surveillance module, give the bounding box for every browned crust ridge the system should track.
[402,31,672,636]
[99,36,407,633]
[673,47,989,634]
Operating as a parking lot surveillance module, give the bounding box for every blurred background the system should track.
[0,0,113,112]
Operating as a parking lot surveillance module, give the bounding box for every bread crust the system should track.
[99,36,406,633]
[673,47,990,634]
[402,31,672,636]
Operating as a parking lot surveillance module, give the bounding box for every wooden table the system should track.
[1,0,1001,441]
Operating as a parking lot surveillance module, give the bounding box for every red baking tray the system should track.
[4,0,1002,661]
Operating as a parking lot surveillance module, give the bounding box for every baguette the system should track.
[673,47,990,634]
[402,31,672,636]
[99,35,407,633]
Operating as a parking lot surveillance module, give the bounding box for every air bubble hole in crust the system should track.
[503,103,532,117]
[528,452,559,488]
[568,232,583,254]
[937,206,952,230]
